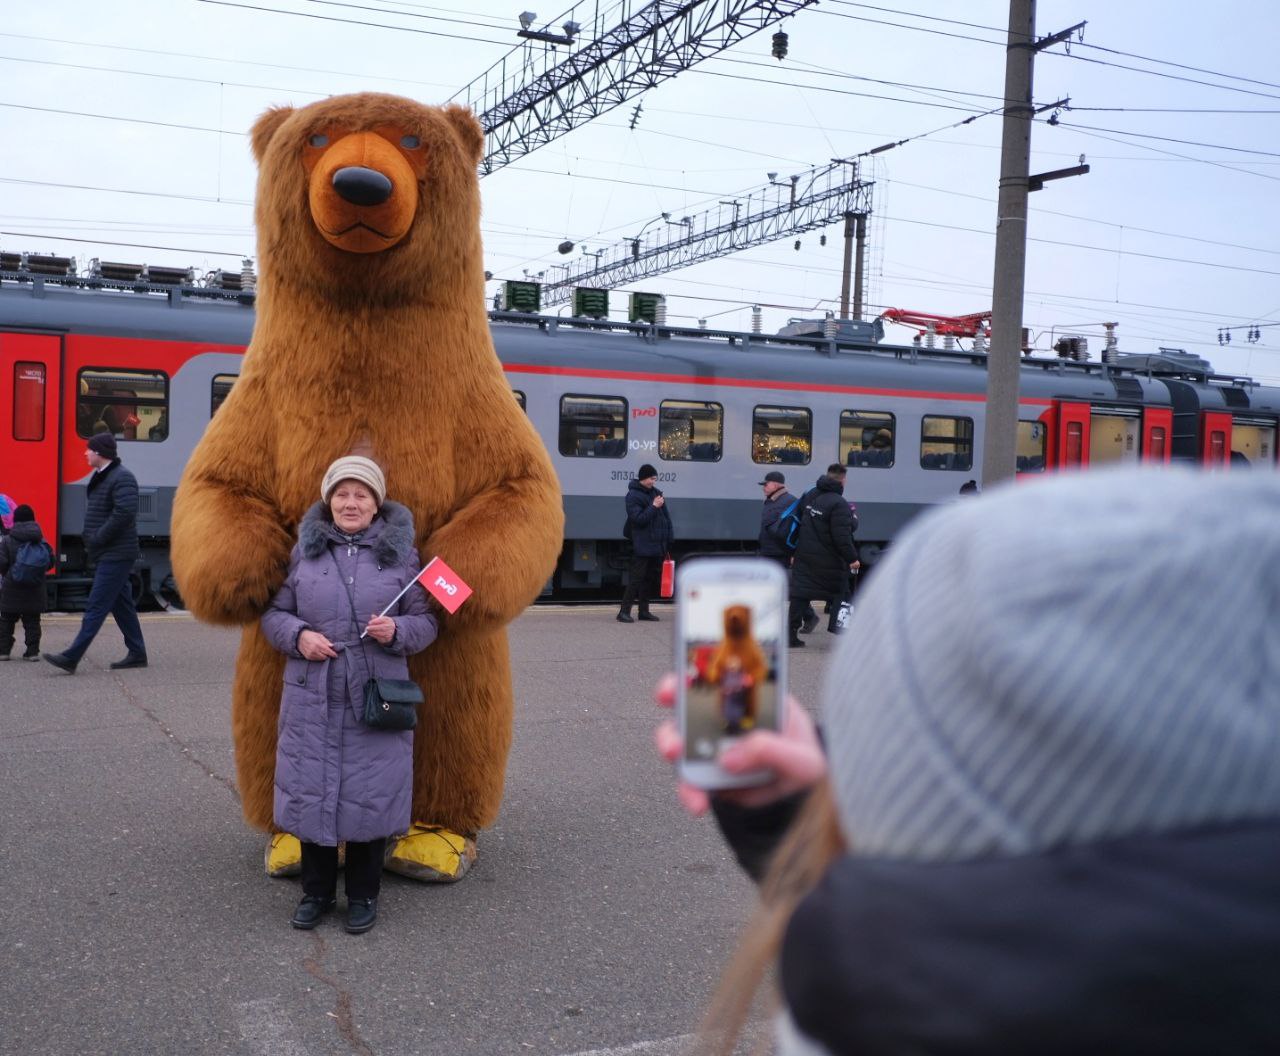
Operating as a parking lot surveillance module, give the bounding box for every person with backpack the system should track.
[43,433,148,673]
[618,464,673,623]
[0,504,51,660]
[787,464,858,648]
[759,471,818,634]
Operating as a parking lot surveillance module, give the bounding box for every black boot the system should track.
[616,610,634,623]
[637,609,660,622]
[345,897,378,934]
[290,895,335,930]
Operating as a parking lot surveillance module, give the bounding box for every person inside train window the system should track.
[840,412,894,469]
[655,467,1280,1056]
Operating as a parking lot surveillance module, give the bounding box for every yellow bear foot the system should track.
[265,832,302,878]
[384,823,477,883]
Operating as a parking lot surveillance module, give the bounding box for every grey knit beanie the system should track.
[823,467,1280,863]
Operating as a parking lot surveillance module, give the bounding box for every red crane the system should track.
[879,307,992,339]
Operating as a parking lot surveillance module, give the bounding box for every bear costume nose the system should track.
[332,166,394,206]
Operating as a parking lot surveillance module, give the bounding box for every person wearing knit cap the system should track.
[660,468,1280,1055]
[0,504,49,659]
[618,464,673,623]
[44,435,148,673]
[261,455,438,934]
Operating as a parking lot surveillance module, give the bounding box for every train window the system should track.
[920,416,973,471]
[1090,411,1139,465]
[659,400,722,462]
[1230,421,1275,466]
[1065,422,1083,466]
[753,405,812,465]
[559,394,627,458]
[1148,427,1167,462]
[76,368,168,442]
[13,362,45,442]
[211,374,237,417]
[1016,420,1046,472]
[513,390,526,412]
[841,410,894,468]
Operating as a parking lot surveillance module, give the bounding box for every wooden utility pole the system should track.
[981,0,1036,488]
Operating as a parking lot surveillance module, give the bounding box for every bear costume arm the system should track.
[171,375,295,626]
[422,453,564,630]
[260,550,308,657]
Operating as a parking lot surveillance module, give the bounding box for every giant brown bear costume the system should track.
[171,93,563,878]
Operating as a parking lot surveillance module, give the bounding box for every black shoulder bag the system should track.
[331,551,421,731]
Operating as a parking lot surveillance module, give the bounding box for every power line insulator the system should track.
[771,30,788,61]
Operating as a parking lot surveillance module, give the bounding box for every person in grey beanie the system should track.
[44,433,148,673]
[657,467,1280,1056]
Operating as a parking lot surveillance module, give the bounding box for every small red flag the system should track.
[416,556,473,614]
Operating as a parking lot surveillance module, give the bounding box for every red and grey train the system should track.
[2,262,1276,608]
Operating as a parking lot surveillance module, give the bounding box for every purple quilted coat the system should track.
[261,500,437,846]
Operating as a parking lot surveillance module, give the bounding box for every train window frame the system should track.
[659,399,723,462]
[840,410,895,468]
[76,366,170,443]
[513,390,526,412]
[211,373,238,417]
[919,415,974,471]
[13,361,46,442]
[558,393,629,459]
[1016,419,1047,473]
[752,404,813,466]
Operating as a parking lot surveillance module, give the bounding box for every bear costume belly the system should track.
[171,93,564,874]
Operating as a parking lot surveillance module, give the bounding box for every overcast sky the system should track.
[4,1,1279,380]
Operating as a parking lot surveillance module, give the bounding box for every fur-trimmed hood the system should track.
[299,499,415,566]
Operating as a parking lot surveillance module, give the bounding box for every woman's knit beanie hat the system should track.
[823,468,1280,863]
[321,455,386,506]
[13,504,35,523]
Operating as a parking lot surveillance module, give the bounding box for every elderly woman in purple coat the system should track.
[261,455,437,934]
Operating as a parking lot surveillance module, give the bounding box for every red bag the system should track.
[659,557,675,599]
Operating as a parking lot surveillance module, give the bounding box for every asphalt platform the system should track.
[0,604,839,1056]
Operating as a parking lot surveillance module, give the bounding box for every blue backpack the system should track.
[770,490,811,552]
[9,539,53,585]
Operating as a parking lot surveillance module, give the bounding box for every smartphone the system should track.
[675,556,789,789]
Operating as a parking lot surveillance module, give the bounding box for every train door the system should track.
[1089,406,1141,466]
[1142,406,1173,463]
[1051,400,1090,468]
[1200,411,1232,468]
[1,333,62,552]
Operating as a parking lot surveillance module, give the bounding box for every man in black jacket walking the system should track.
[44,433,148,673]
[787,464,858,647]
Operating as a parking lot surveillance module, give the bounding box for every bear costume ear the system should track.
[250,105,295,165]
[442,104,484,166]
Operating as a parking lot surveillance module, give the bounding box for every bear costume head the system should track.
[249,93,485,310]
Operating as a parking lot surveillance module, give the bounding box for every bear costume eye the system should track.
[401,135,421,149]
[309,134,329,148]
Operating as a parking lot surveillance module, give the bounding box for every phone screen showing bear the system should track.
[681,580,784,762]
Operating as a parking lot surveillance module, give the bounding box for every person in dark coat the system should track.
[0,504,47,660]
[618,464,673,623]
[261,455,438,934]
[759,471,818,634]
[787,465,858,647]
[44,433,148,673]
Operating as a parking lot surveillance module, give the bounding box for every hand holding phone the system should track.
[655,673,825,815]
[674,557,790,790]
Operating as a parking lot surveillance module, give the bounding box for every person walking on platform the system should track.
[787,464,858,648]
[759,471,818,634]
[44,433,148,673]
[0,504,49,660]
[618,464,673,624]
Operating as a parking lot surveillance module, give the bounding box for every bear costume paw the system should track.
[265,832,303,878]
[385,823,477,882]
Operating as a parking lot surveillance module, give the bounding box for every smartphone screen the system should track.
[677,557,787,788]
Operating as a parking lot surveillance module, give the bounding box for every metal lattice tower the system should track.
[537,162,873,306]
[454,0,818,176]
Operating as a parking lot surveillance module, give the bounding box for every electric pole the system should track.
[983,4,1087,486]
[982,0,1036,488]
